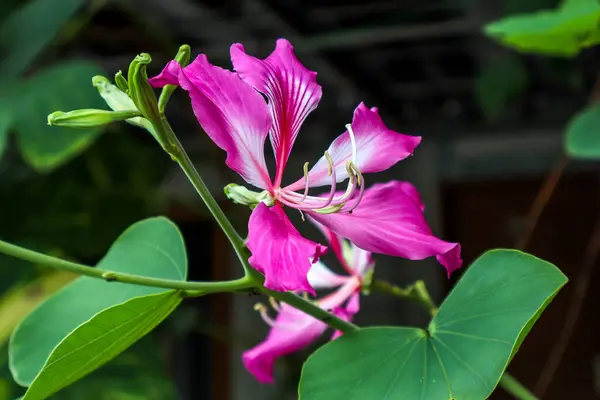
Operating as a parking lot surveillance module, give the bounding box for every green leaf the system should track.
[53,337,178,400]
[565,103,600,159]
[13,61,106,172]
[484,0,600,56]
[0,0,87,81]
[9,217,188,400]
[299,250,567,400]
[476,55,528,121]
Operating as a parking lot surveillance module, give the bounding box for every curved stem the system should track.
[261,288,359,333]
[369,279,438,317]
[0,239,254,294]
[499,372,538,400]
[159,118,251,274]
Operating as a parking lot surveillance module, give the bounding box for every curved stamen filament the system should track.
[269,297,281,311]
[344,163,365,213]
[299,161,310,202]
[254,302,309,331]
[345,123,358,165]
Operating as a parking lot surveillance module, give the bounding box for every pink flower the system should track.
[242,224,371,383]
[149,39,462,294]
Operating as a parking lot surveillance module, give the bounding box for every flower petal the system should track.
[351,244,373,277]
[231,39,322,186]
[242,304,327,383]
[287,103,421,191]
[307,215,346,268]
[307,261,348,289]
[308,181,463,276]
[247,203,327,294]
[149,56,272,190]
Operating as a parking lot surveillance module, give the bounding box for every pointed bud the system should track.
[47,109,142,128]
[92,76,156,137]
[224,184,275,208]
[128,53,160,123]
[114,70,128,93]
[158,44,191,113]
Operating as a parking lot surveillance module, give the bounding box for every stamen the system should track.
[269,297,281,311]
[300,161,310,202]
[345,163,365,213]
[345,123,358,165]
[298,209,306,222]
[324,151,334,176]
[254,302,305,331]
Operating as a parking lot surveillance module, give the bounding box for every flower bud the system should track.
[92,76,156,136]
[127,53,160,124]
[224,184,275,208]
[47,109,142,129]
[158,44,191,112]
[114,70,128,93]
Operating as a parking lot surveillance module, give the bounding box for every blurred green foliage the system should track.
[485,0,600,56]
[0,0,176,398]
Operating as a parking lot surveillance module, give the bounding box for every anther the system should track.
[345,123,358,165]
[269,297,281,311]
[300,161,311,202]
[324,151,334,176]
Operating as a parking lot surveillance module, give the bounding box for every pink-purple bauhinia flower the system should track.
[243,221,372,383]
[149,38,462,294]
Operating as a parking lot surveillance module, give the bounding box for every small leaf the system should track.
[484,0,600,56]
[476,55,528,121]
[299,250,567,400]
[565,103,600,159]
[13,61,106,172]
[9,217,188,400]
[0,0,88,81]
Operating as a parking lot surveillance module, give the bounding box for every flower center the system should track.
[278,124,365,214]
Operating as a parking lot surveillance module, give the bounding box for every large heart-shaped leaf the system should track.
[0,0,88,81]
[13,61,106,172]
[565,103,600,159]
[299,250,567,400]
[9,217,188,400]
[484,0,600,56]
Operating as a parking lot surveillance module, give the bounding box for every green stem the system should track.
[370,279,438,317]
[499,372,539,400]
[0,239,254,294]
[159,118,250,273]
[262,288,359,333]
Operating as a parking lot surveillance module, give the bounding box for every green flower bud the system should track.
[114,70,128,93]
[158,44,191,113]
[127,53,160,124]
[47,109,142,128]
[224,184,275,208]
[92,76,156,138]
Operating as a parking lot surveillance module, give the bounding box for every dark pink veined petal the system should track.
[247,203,327,294]
[308,181,463,277]
[287,103,421,191]
[242,304,327,383]
[230,39,322,187]
[149,56,273,190]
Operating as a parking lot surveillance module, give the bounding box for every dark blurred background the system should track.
[0,0,599,399]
